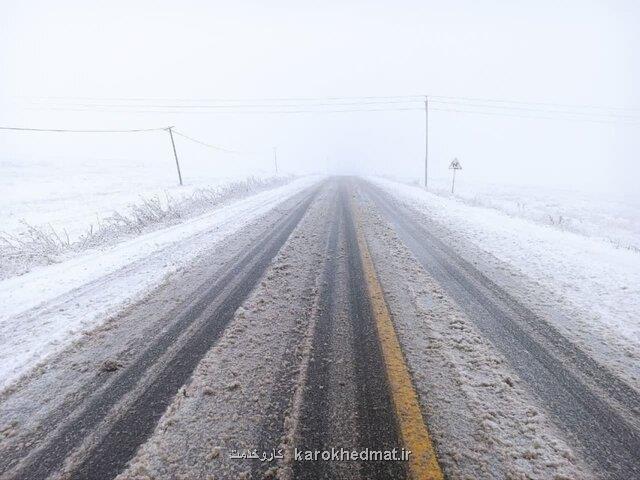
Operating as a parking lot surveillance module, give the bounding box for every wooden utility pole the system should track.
[424,96,429,189]
[167,126,183,186]
[273,146,279,175]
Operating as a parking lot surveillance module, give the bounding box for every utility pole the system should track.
[166,126,183,186]
[273,146,279,175]
[424,95,429,189]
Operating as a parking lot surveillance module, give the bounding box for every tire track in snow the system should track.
[362,180,640,480]
[2,187,318,480]
[289,182,409,480]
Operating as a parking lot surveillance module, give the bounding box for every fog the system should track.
[1,0,638,195]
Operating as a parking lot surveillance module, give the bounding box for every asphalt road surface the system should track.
[0,177,638,480]
[361,181,640,480]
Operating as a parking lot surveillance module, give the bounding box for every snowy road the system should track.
[0,186,318,479]
[361,181,640,479]
[0,177,637,479]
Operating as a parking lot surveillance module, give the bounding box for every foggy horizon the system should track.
[2,0,639,196]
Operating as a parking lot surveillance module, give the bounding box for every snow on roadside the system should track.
[370,177,640,374]
[387,175,640,252]
[1,155,279,242]
[1,175,292,279]
[0,176,320,390]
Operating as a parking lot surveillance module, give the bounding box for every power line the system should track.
[0,125,166,133]
[20,94,424,103]
[429,95,640,112]
[18,96,640,123]
[0,124,255,186]
[6,92,640,128]
[171,129,248,154]
[39,99,425,109]
[0,123,257,156]
[22,104,640,124]
[19,93,639,112]
[23,106,425,115]
[6,105,640,126]
[430,99,640,120]
[430,106,640,125]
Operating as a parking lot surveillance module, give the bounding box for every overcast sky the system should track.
[1,0,638,194]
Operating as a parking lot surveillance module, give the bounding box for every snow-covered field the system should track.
[1,155,294,279]
[0,176,320,390]
[395,176,640,252]
[372,177,640,380]
[1,155,260,240]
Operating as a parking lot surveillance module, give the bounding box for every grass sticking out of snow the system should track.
[0,176,292,280]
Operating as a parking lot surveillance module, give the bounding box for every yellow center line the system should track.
[352,198,444,480]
